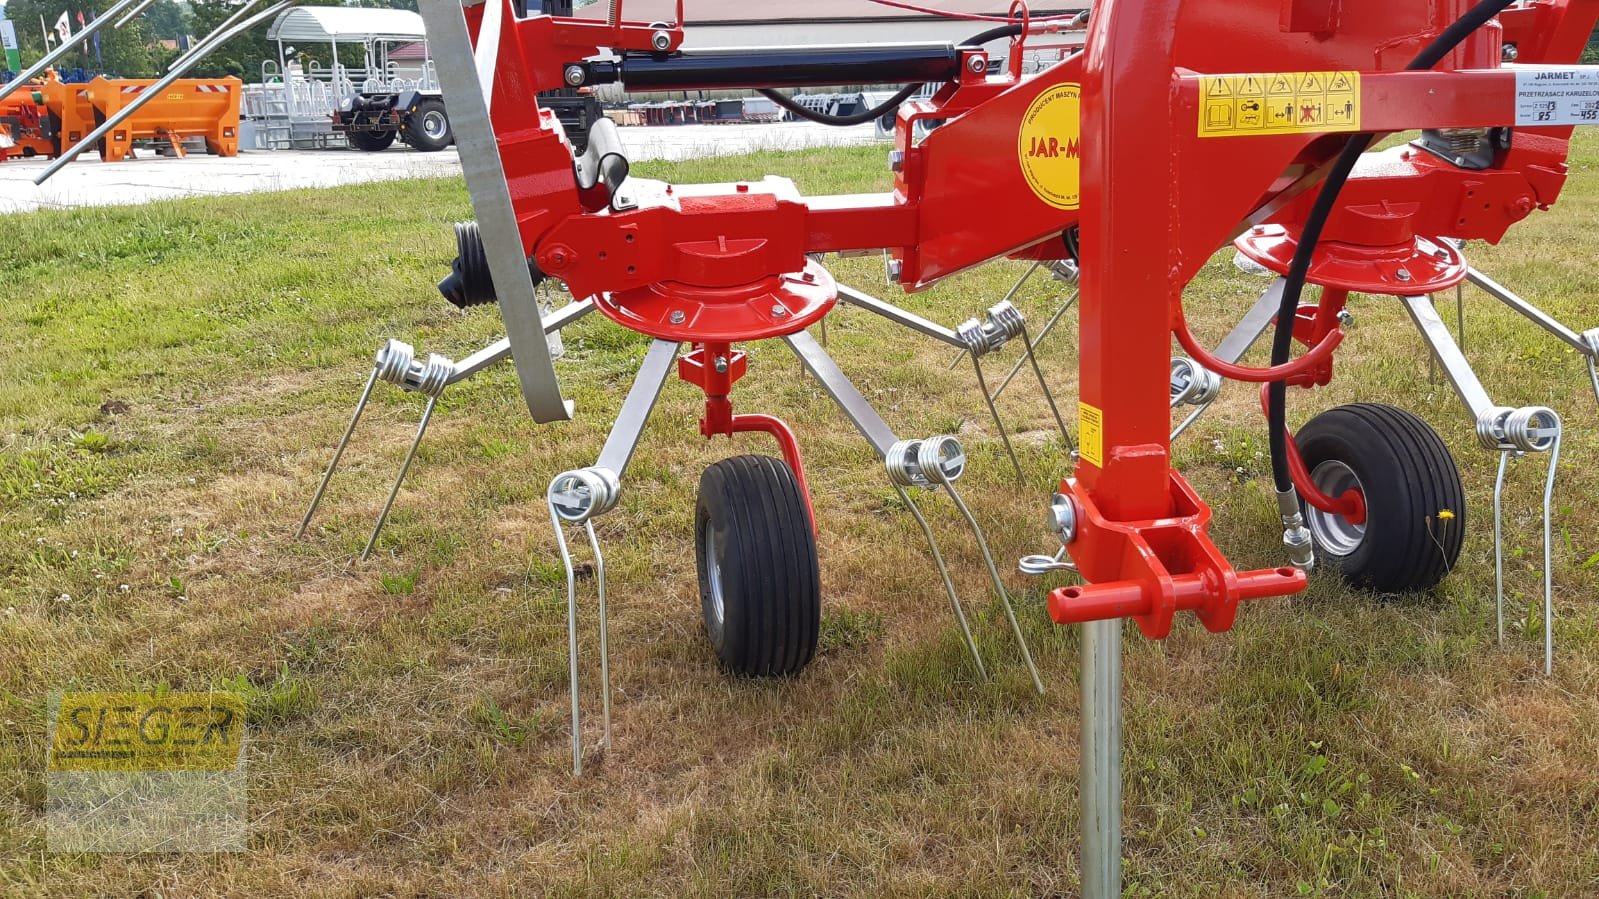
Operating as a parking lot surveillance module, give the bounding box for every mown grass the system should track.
[1,139,1597,897]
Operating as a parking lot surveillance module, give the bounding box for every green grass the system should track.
[1,139,1598,896]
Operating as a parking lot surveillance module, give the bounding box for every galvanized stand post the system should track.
[1080,618,1122,899]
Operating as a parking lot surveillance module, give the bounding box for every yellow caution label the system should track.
[1018,82,1081,211]
[1198,71,1359,138]
[49,692,246,772]
[1078,401,1104,468]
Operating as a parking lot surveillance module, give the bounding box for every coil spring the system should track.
[1477,405,1560,453]
[374,339,452,398]
[548,467,621,523]
[957,301,1026,358]
[886,436,967,487]
[1169,357,1223,406]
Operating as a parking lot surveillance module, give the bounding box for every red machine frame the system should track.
[456,0,1599,640]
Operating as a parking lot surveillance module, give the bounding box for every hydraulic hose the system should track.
[764,19,1076,126]
[1264,0,1522,494]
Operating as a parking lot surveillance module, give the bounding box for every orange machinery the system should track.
[84,75,242,161]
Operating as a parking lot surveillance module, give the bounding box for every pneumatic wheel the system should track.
[400,99,452,152]
[1295,403,1465,593]
[347,129,396,152]
[695,455,820,677]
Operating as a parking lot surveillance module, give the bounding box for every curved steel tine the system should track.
[549,503,583,776]
[1541,428,1561,677]
[893,484,988,680]
[1586,355,1599,414]
[949,261,1041,369]
[941,480,1045,694]
[298,367,379,538]
[1170,399,1214,442]
[993,289,1078,401]
[971,353,1025,484]
[1018,321,1075,452]
[361,394,438,560]
[583,520,613,749]
[1494,450,1509,649]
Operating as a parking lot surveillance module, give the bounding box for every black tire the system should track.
[1295,403,1465,592]
[346,129,396,152]
[695,455,821,677]
[400,99,452,152]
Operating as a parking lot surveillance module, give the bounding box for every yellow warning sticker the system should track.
[1198,71,1360,138]
[1018,82,1081,211]
[1078,401,1103,468]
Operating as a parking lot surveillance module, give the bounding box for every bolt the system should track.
[888,149,904,173]
[669,310,686,324]
[886,259,903,282]
[771,304,788,316]
[1337,309,1354,327]
[651,30,672,51]
[1503,44,1519,63]
[1396,268,1412,282]
[1454,156,1470,167]
[543,245,574,271]
[714,355,729,373]
[1509,196,1535,217]
[563,65,585,87]
[967,55,986,75]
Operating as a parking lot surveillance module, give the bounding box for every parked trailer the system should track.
[37,72,96,156]
[0,86,55,159]
[85,75,242,161]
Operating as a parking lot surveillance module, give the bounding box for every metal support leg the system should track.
[1494,451,1508,649]
[585,521,613,751]
[1080,618,1122,899]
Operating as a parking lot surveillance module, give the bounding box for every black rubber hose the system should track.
[758,82,922,126]
[1265,0,1520,494]
[761,19,1067,127]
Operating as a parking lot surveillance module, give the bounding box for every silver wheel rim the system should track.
[1305,460,1366,557]
[705,528,725,627]
[422,110,448,140]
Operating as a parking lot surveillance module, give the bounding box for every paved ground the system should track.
[0,122,880,215]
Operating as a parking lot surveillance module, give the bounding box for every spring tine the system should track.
[1019,321,1075,452]
[1456,282,1466,353]
[549,505,583,776]
[893,484,988,680]
[941,481,1045,694]
[297,367,379,538]
[950,262,1041,369]
[583,520,613,750]
[1541,429,1561,676]
[1586,355,1599,413]
[1170,399,1213,442]
[971,354,1025,484]
[1494,451,1509,649]
[361,394,438,560]
[993,289,1078,401]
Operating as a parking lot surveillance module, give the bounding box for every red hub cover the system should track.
[595,257,837,342]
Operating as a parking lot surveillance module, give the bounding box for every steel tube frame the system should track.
[0,0,147,105]
[416,0,573,423]
[782,330,900,459]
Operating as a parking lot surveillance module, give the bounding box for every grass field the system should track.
[2,137,1599,897]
